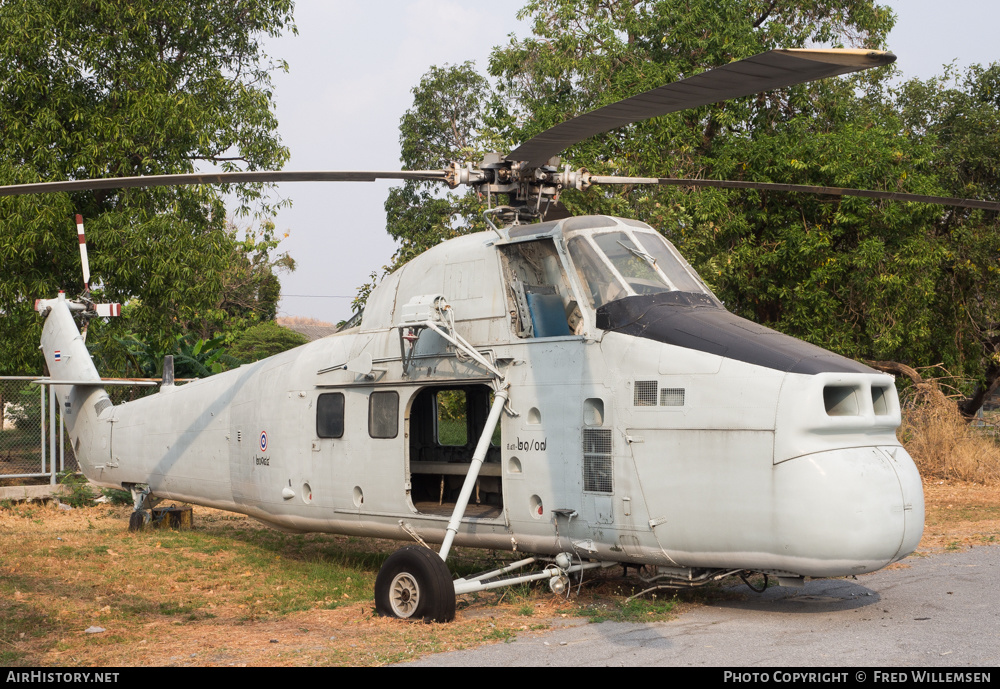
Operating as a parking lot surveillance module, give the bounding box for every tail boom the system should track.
[36,292,115,484]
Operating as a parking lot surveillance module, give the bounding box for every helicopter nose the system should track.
[884,445,925,562]
[772,444,924,576]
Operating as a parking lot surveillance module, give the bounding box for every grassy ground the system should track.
[1,477,997,667]
[0,500,683,666]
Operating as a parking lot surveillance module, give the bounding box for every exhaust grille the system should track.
[634,380,658,406]
[660,388,685,406]
[582,428,613,493]
[93,398,112,417]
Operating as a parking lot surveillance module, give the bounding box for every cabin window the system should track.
[316,392,345,438]
[369,391,399,438]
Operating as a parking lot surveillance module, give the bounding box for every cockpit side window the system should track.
[499,239,584,338]
[566,227,720,308]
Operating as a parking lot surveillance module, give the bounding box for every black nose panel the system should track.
[596,293,875,375]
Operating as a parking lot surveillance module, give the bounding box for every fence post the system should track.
[60,406,65,474]
[40,383,46,478]
[49,387,57,486]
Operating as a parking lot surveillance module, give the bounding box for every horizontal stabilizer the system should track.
[32,378,158,387]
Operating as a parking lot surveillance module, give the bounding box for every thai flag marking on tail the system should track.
[54,350,62,362]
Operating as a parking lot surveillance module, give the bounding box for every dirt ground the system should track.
[1,477,997,667]
[917,479,1000,550]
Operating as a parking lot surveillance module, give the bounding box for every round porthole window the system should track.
[529,494,543,519]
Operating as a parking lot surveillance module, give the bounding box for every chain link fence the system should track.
[1,376,163,482]
[0,376,76,481]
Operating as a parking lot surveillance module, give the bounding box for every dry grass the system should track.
[2,478,997,667]
[899,384,1000,485]
[0,502,679,667]
[920,478,1000,551]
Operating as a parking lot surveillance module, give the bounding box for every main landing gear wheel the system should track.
[374,546,456,623]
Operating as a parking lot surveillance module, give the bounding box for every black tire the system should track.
[128,510,146,532]
[374,546,456,622]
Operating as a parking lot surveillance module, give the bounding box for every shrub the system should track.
[899,385,1000,484]
[58,471,95,507]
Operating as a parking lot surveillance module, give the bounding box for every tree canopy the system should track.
[384,0,1000,414]
[0,0,296,375]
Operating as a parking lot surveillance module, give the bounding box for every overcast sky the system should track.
[258,1,999,325]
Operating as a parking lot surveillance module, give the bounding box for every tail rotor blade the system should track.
[76,214,90,290]
[94,303,122,318]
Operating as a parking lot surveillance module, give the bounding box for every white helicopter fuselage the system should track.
[40,215,924,580]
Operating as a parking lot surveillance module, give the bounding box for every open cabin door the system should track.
[407,383,503,518]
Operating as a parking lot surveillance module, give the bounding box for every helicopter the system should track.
[5,48,993,623]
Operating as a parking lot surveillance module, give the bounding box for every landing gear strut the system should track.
[376,364,511,623]
[126,483,158,532]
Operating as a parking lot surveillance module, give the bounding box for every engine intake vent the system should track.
[660,388,685,406]
[823,386,859,416]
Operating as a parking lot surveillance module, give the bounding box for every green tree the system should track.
[383,63,499,269]
[228,321,309,364]
[204,221,297,340]
[384,1,1000,415]
[889,65,1000,413]
[116,332,238,379]
[484,0,1000,414]
[0,0,296,374]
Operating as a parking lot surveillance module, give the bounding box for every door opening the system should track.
[408,384,502,517]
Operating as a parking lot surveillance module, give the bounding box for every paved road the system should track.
[405,546,1000,667]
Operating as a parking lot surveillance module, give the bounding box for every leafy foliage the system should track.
[117,333,238,379]
[0,0,296,375]
[99,488,134,507]
[58,471,96,508]
[383,63,500,270]
[228,321,309,364]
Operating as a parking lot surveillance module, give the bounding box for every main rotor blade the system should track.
[508,49,896,167]
[0,170,448,197]
[589,176,1000,212]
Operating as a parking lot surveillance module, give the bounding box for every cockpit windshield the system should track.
[566,226,716,309]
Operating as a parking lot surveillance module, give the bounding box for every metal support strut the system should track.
[438,384,509,562]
